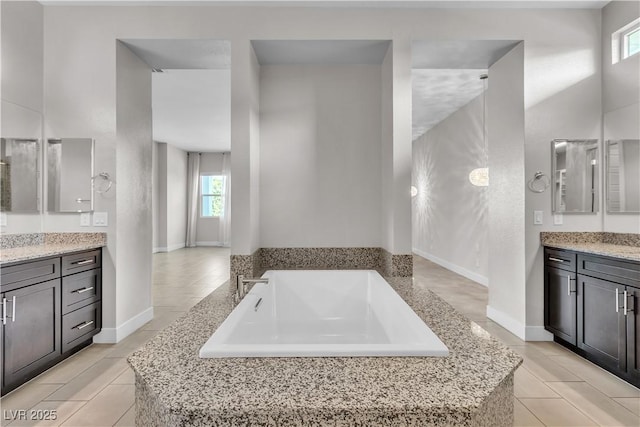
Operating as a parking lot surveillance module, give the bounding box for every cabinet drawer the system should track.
[544,248,577,272]
[62,269,101,314]
[0,258,60,291]
[61,250,101,276]
[62,302,101,353]
[578,254,640,287]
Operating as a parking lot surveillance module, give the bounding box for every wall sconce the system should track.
[411,186,418,197]
[468,167,489,187]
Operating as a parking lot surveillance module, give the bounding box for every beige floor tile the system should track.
[6,401,86,427]
[43,358,128,402]
[113,405,135,427]
[514,398,544,426]
[519,398,598,426]
[549,354,640,398]
[514,367,561,398]
[613,398,640,416]
[34,346,111,385]
[546,381,640,426]
[1,384,62,412]
[59,385,134,427]
[140,310,184,331]
[111,368,135,385]
[104,330,157,358]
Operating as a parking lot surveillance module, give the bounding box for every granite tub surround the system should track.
[237,247,414,278]
[128,277,522,426]
[0,232,107,265]
[540,231,640,261]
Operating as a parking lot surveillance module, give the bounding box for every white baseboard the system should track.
[196,241,224,247]
[486,305,526,340]
[525,326,554,341]
[93,307,154,344]
[413,248,488,286]
[153,243,186,253]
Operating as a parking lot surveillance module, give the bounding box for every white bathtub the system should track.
[199,270,449,358]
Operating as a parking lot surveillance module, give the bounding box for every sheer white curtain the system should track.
[218,152,231,247]
[186,152,200,248]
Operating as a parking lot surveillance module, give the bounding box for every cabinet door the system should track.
[2,279,61,392]
[577,275,626,372]
[626,287,639,386]
[545,266,577,345]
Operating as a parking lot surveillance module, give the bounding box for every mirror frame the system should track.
[605,139,640,214]
[551,139,599,214]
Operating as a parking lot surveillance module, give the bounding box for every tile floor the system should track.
[0,249,638,426]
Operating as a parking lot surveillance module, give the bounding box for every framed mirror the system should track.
[0,138,40,213]
[606,139,640,213]
[551,139,599,214]
[47,138,94,213]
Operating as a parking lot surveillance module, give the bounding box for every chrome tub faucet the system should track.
[235,275,269,303]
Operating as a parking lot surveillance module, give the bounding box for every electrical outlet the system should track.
[80,212,91,226]
[533,210,543,225]
[0,212,6,227]
[93,212,108,227]
[554,213,563,225]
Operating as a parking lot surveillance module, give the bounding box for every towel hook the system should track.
[527,171,550,193]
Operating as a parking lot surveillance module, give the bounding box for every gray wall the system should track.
[412,94,488,285]
[152,141,187,252]
[259,65,382,248]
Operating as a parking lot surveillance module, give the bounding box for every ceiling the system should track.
[41,1,610,9]
[123,39,231,152]
[152,69,230,152]
[411,40,518,140]
[252,40,390,64]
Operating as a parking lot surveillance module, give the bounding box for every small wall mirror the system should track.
[606,139,640,213]
[47,138,94,212]
[551,139,599,214]
[0,138,40,213]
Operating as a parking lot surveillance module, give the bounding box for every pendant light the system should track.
[469,73,489,187]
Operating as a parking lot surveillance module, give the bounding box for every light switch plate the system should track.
[553,213,563,225]
[80,212,91,226]
[533,210,543,225]
[93,211,108,227]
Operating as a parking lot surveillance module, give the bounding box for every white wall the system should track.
[152,141,187,252]
[259,65,382,248]
[166,144,187,251]
[39,4,605,339]
[602,1,640,233]
[111,41,153,339]
[197,152,224,245]
[1,1,43,234]
[412,94,488,285]
[487,43,528,339]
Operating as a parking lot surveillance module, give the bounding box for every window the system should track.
[624,26,640,59]
[201,175,225,217]
[612,18,640,63]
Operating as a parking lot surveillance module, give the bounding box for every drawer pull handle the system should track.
[72,287,94,294]
[72,259,94,266]
[548,257,565,263]
[73,320,94,330]
[567,276,575,296]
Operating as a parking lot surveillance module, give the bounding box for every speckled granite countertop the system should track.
[0,233,106,265]
[541,232,640,262]
[128,278,522,426]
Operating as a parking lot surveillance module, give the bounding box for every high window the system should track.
[612,18,640,64]
[201,175,225,217]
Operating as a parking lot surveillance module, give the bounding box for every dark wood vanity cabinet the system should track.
[544,247,640,387]
[1,249,102,395]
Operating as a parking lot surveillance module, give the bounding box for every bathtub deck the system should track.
[128,277,522,426]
